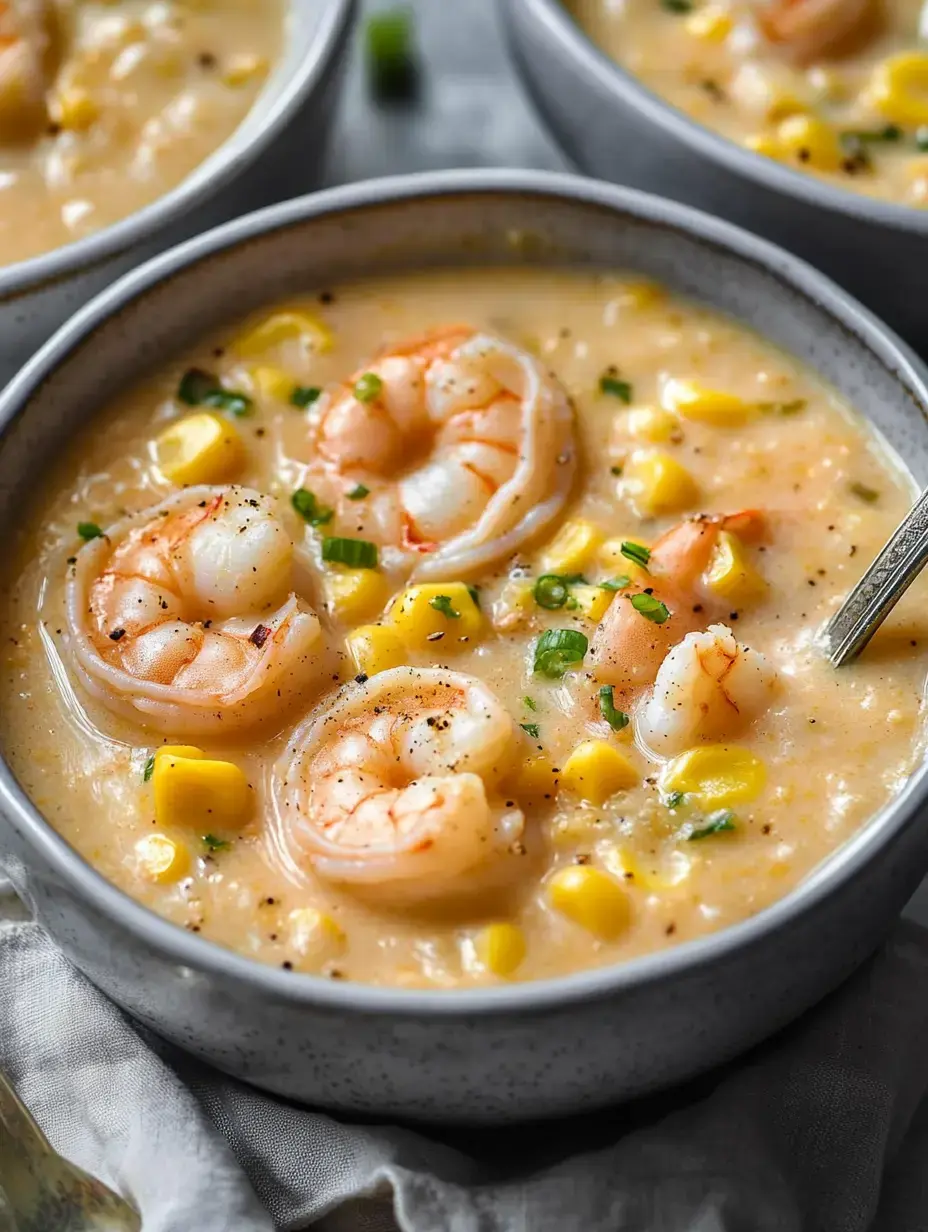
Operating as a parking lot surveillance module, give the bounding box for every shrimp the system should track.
[66,486,322,735]
[270,668,525,905]
[636,624,779,755]
[0,1,59,142]
[302,327,576,580]
[590,510,765,690]
[755,0,876,62]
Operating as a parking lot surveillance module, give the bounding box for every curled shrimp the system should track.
[637,623,779,755]
[590,510,765,690]
[0,0,58,142]
[66,486,322,735]
[270,667,525,905]
[302,327,576,580]
[755,0,876,62]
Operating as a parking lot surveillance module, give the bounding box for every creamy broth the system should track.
[0,0,283,266]
[1,267,926,988]
[571,0,928,204]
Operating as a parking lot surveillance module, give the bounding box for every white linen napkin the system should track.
[4,913,928,1232]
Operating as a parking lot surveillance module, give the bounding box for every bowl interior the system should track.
[2,176,928,1001]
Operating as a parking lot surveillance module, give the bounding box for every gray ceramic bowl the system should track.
[501,0,928,351]
[0,0,355,390]
[1,169,927,1124]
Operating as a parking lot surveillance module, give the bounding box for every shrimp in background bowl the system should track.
[301,326,576,580]
[754,0,878,63]
[66,486,322,735]
[0,0,59,142]
[270,667,526,906]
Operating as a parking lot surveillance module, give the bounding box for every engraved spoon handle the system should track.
[821,486,928,667]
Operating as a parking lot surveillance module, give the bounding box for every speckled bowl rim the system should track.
[0,0,355,301]
[515,0,928,236]
[2,168,928,1017]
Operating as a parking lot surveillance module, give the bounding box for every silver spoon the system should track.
[0,1067,140,1231]
[821,487,928,667]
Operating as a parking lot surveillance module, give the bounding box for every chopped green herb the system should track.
[533,628,588,679]
[610,465,623,476]
[347,483,370,500]
[202,833,231,852]
[660,0,693,10]
[687,810,736,840]
[429,594,460,620]
[918,126,928,152]
[599,373,633,402]
[353,372,383,403]
[665,791,685,809]
[600,575,631,592]
[598,685,630,732]
[620,540,651,570]
[77,521,104,542]
[629,592,670,623]
[178,367,252,416]
[365,5,418,102]
[840,124,903,148]
[322,536,379,569]
[849,480,880,504]
[520,722,541,740]
[523,695,537,711]
[142,755,155,783]
[291,487,334,527]
[467,585,481,609]
[291,385,322,408]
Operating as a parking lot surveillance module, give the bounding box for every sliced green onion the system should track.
[523,695,537,711]
[918,126,928,152]
[322,536,379,569]
[142,755,155,783]
[599,373,633,402]
[291,385,322,408]
[347,483,370,500]
[620,540,651,570]
[533,628,588,679]
[598,685,629,732]
[600,575,631,592]
[202,833,231,852]
[178,367,252,416]
[534,574,570,609]
[291,488,334,527]
[687,810,736,840]
[365,6,418,101]
[353,372,383,403]
[429,594,460,619]
[840,123,903,147]
[467,585,481,609]
[629,592,670,624]
[665,791,685,809]
[520,722,541,740]
[660,0,693,10]
[77,521,104,542]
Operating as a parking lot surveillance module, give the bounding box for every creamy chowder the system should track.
[1,267,925,988]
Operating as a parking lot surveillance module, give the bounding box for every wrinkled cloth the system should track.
[4,917,928,1231]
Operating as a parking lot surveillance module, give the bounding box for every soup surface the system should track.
[571,0,928,204]
[1,267,926,988]
[0,0,283,266]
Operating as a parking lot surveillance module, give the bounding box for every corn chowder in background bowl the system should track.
[3,174,928,1121]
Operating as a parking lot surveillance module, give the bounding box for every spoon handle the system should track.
[822,486,928,667]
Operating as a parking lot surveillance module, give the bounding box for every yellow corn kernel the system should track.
[704,530,766,603]
[474,922,526,977]
[154,744,206,764]
[250,365,297,403]
[661,744,766,809]
[345,623,406,676]
[662,378,755,427]
[221,52,269,88]
[539,518,602,575]
[685,5,733,42]
[626,405,680,443]
[616,280,664,310]
[389,582,482,649]
[775,114,843,171]
[50,87,99,131]
[870,52,928,127]
[324,567,391,624]
[155,412,244,486]
[233,310,333,357]
[288,907,346,962]
[547,865,631,940]
[600,844,691,892]
[511,754,559,800]
[491,579,536,630]
[152,747,251,832]
[134,834,189,884]
[599,536,650,583]
[560,740,639,806]
[569,583,615,623]
[622,450,699,517]
[729,62,809,122]
[744,132,783,159]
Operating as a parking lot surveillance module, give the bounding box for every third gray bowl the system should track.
[501,0,928,351]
